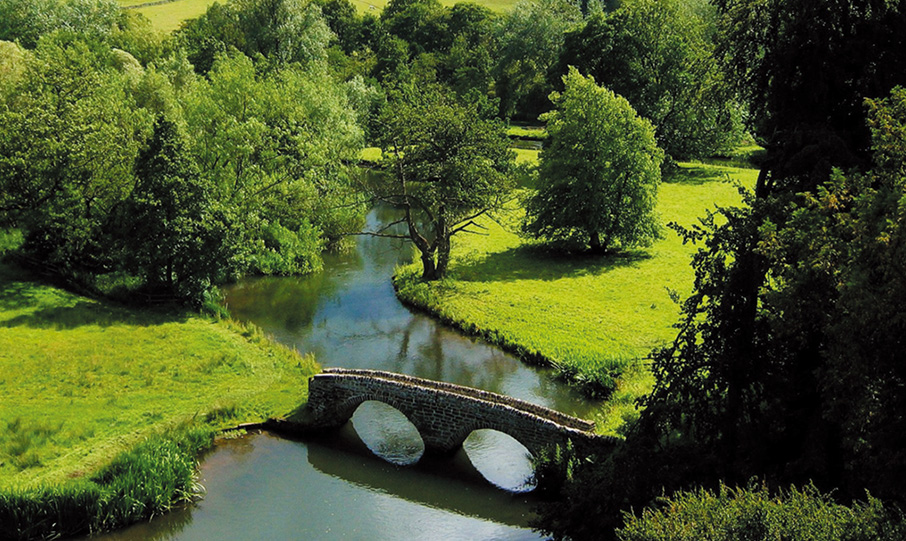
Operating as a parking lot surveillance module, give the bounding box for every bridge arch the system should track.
[304,368,614,460]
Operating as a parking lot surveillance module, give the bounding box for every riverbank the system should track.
[0,258,319,538]
[394,156,758,436]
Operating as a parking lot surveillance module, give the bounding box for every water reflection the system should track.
[463,430,536,493]
[93,433,543,541]
[223,207,600,420]
[351,401,425,465]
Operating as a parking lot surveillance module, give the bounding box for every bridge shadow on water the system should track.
[301,426,540,529]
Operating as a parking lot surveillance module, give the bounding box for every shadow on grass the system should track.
[663,163,736,185]
[0,267,191,329]
[453,244,652,283]
[0,300,191,329]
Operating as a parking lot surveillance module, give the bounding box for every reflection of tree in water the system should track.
[223,249,362,334]
[225,203,600,418]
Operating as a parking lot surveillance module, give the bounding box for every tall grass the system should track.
[0,425,215,540]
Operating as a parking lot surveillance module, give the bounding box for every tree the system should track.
[0,35,151,273]
[179,0,333,73]
[533,3,906,538]
[493,0,581,119]
[557,0,742,160]
[523,68,663,253]
[0,0,124,49]
[181,53,364,264]
[115,117,237,304]
[715,0,906,192]
[370,83,515,280]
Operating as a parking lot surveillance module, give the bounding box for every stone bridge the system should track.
[304,368,615,457]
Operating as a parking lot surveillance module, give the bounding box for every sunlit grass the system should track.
[126,0,219,33]
[122,0,520,33]
[0,263,318,488]
[395,150,758,435]
[507,125,547,139]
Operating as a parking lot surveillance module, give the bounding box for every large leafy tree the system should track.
[370,83,515,280]
[493,0,581,119]
[181,53,364,262]
[533,2,906,538]
[115,117,237,303]
[557,0,742,160]
[0,0,124,49]
[0,36,151,273]
[523,68,663,253]
[179,0,333,73]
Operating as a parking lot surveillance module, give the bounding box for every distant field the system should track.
[122,0,519,33]
[124,0,219,33]
[395,150,758,435]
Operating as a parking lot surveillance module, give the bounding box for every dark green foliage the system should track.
[0,34,151,275]
[523,68,663,253]
[494,0,582,119]
[0,425,214,540]
[114,117,238,304]
[557,0,742,160]
[716,0,906,189]
[179,0,332,74]
[381,0,451,56]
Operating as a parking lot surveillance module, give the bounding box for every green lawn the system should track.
[395,152,758,435]
[0,263,318,488]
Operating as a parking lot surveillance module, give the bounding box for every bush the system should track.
[618,482,906,541]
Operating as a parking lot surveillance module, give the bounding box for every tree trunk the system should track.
[435,209,450,279]
[420,250,438,280]
[589,231,607,254]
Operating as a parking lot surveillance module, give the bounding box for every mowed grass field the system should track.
[395,151,758,435]
[0,261,318,489]
[122,0,521,34]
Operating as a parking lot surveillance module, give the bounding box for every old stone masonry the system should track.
[304,368,617,457]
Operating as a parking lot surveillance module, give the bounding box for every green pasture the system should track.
[395,151,758,435]
[125,0,219,33]
[0,262,318,489]
[122,0,520,34]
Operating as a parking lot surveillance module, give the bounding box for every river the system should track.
[94,207,599,540]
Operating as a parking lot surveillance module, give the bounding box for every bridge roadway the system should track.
[304,368,616,457]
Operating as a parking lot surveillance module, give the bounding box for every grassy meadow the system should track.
[0,261,318,490]
[122,0,522,34]
[395,150,758,435]
[126,0,220,33]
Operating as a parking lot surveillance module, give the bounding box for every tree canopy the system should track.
[369,83,515,280]
[523,68,663,253]
[557,0,742,160]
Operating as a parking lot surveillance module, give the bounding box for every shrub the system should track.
[618,482,906,541]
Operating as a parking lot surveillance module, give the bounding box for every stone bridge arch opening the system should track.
[349,400,425,465]
[462,428,536,492]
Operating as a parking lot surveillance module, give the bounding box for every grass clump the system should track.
[394,152,757,434]
[1,425,215,540]
[617,482,906,541]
